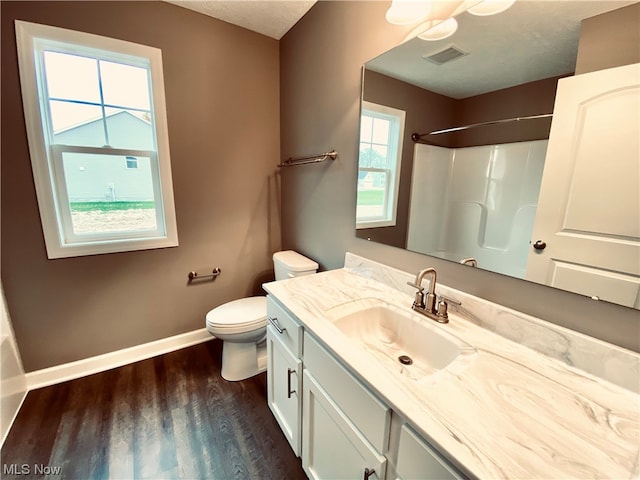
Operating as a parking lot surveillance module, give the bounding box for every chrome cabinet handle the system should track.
[287,368,296,398]
[363,467,375,480]
[268,316,286,334]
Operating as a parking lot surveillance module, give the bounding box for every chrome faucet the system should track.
[407,267,459,323]
[460,257,478,267]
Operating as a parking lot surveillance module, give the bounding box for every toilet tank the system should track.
[273,250,318,280]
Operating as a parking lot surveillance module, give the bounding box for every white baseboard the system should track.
[26,328,214,390]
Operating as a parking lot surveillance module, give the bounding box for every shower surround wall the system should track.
[408,140,547,278]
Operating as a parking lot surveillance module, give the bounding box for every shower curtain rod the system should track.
[411,113,553,142]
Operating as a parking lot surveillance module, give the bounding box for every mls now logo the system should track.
[3,464,62,475]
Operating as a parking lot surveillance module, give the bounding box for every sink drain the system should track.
[398,355,413,365]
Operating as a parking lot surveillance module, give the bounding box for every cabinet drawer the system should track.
[396,424,464,480]
[304,332,390,453]
[267,296,303,357]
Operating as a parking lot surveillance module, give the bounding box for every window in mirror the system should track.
[356,102,405,229]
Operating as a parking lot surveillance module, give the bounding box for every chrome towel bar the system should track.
[278,149,337,168]
[188,267,221,283]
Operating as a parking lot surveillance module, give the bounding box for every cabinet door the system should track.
[302,371,386,480]
[304,332,390,452]
[396,424,464,480]
[267,328,302,456]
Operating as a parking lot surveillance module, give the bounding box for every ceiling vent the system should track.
[422,45,468,65]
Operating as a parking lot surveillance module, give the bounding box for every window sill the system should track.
[46,236,179,259]
[356,220,397,229]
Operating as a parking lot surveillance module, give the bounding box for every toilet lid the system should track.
[206,296,267,330]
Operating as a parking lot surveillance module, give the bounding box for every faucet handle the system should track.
[433,295,461,323]
[438,295,461,307]
[407,282,427,310]
[436,300,449,320]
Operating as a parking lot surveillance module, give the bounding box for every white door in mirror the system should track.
[526,63,640,308]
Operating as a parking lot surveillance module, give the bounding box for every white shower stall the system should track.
[407,140,548,278]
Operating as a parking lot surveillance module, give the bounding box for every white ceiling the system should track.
[165,0,316,39]
[164,1,637,96]
[366,1,637,99]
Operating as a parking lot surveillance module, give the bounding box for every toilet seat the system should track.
[206,296,267,335]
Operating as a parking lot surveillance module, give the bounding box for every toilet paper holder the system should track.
[188,267,221,283]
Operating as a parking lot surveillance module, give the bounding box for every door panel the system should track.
[526,63,640,307]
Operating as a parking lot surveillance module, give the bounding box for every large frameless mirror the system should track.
[356,0,639,309]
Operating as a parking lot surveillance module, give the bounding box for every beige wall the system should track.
[575,2,640,75]
[280,1,639,352]
[1,1,281,371]
[454,76,562,148]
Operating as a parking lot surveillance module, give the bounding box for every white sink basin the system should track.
[325,298,477,382]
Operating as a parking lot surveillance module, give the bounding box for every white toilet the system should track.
[206,250,318,381]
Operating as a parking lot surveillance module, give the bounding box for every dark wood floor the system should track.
[1,340,307,480]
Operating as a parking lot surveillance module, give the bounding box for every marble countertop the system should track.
[263,266,640,479]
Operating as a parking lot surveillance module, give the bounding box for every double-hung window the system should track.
[356,101,405,228]
[15,21,178,258]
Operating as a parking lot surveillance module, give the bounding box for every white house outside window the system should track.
[356,101,405,228]
[15,21,178,258]
[126,156,139,169]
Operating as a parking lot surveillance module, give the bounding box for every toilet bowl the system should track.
[206,250,318,381]
[206,296,267,381]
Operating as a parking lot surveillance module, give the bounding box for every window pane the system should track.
[44,51,100,103]
[50,100,105,146]
[100,60,151,110]
[372,118,390,144]
[360,144,389,168]
[356,170,388,219]
[359,143,374,167]
[104,108,155,150]
[372,145,389,167]
[360,115,373,142]
[61,152,158,235]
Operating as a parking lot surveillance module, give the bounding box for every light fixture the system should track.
[417,17,459,41]
[386,0,514,42]
[467,0,516,16]
[385,0,432,25]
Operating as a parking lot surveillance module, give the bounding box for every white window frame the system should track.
[15,20,178,258]
[356,101,405,229]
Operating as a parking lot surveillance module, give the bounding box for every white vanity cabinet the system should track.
[302,372,387,480]
[393,424,464,480]
[302,333,389,480]
[266,297,303,456]
[266,295,467,480]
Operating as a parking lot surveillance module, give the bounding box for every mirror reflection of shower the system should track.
[407,140,547,279]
